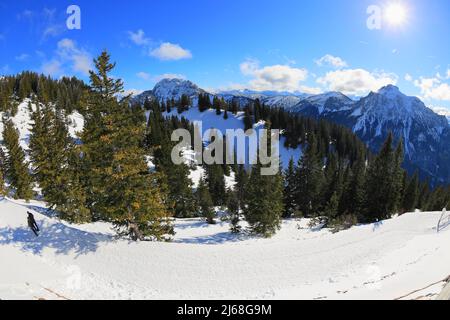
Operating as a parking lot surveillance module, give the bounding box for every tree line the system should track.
[1,51,450,240]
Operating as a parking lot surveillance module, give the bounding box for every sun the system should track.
[385,3,408,26]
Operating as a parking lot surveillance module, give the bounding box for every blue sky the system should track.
[0,0,449,113]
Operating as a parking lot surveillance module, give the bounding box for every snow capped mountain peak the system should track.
[377,84,401,97]
[132,78,205,105]
[305,91,352,105]
[153,78,204,101]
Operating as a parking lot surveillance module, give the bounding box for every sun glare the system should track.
[385,3,408,26]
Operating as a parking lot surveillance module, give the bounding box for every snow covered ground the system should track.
[1,197,449,300]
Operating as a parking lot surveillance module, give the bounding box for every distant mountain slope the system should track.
[133,79,450,184]
[289,85,450,184]
[132,78,205,105]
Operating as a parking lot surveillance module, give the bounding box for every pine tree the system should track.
[231,99,239,115]
[205,163,226,206]
[323,153,343,220]
[417,180,430,211]
[235,164,248,205]
[2,119,34,200]
[81,51,173,241]
[213,96,222,115]
[204,134,226,206]
[243,125,283,237]
[392,139,405,212]
[243,161,284,237]
[402,171,419,213]
[0,148,7,196]
[227,191,241,233]
[243,107,253,131]
[197,178,216,224]
[283,158,297,218]
[365,133,404,222]
[154,142,198,218]
[29,104,90,222]
[339,158,366,220]
[295,134,324,217]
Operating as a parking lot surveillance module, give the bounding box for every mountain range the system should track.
[134,78,450,185]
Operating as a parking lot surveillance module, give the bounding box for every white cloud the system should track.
[447,69,450,79]
[128,29,150,46]
[424,83,450,101]
[317,68,398,96]
[315,54,348,68]
[413,76,450,102]
[154,73,186,81]
[392,49,398,54]
[404,73,413,82]
[56,39,93,75]
[235,59,321,93]
[430,105,450,117]
[41,60,62,76]
[15,54,30,61]
[41,38,93,77]
[150,43,192,61]
[136,72,151,80]
[42,25,65,38]
[18,9,64,39]
[136,72,186,82]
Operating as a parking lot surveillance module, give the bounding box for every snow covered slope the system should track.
[0,99,84,152]
[164,107,302,169]
[1,197,449,300]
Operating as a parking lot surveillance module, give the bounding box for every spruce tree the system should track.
[295,134,324,217]
[0,148,6,196]
[283,158,297,218]
[29,104,90,222]
[197,178,216,224]
[339,158,366,220]
[243,161,284,237]
[81,51,173,241]
[365,133,404,222]
[227,191,241,233]
[235,164,248,205]
[2,119,34,200]
[402,172,419,213]
[154,141,197,218]
[243,125,284,237]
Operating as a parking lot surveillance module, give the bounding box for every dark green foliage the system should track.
[198,93,211,112]
[295,134,325,217]
[81,51,173,241]
[0,148,6,196]
[197,178,216,224]
[227,191,241,233]
[146,100,198,218]
[365,133,403,221]
[402,171,419,213]
[0,72,87,114]
[29,104,90,222]
[178,94,191,114]
[283,158,297,218]
[243,162,284,237]
[2,119,34,200]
